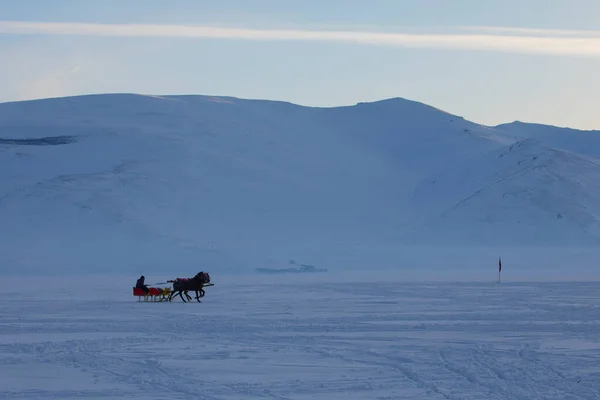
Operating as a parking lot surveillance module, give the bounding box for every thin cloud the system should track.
[2,21,600,57]
[461,26,600,38]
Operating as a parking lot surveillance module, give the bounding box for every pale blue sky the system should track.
[1,0,600,129]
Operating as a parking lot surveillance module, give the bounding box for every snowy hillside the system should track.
[409,139,600,245]
[0,94,599,275]
[495,121,600,160]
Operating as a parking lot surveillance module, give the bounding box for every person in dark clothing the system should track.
[136,275,150,294]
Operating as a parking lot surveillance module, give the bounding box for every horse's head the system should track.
[195,271,211,284]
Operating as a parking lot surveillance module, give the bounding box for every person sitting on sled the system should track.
[136,275,150,294]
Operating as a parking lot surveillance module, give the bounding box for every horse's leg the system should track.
[178,290,187,303]
[184,290,192,301]
[194,290,202,302]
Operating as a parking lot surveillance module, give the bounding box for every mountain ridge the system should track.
[4,92,598,134]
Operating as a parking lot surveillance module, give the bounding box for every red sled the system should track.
[132,287,168,302]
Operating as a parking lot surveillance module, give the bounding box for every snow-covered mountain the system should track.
[409,138,600,246]
[1,94,599,275]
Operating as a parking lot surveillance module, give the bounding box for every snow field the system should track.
[1,277,600,399]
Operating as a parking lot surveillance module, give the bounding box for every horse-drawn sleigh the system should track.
[132,271,213,303]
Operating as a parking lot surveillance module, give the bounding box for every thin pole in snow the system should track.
[498,256,502,283]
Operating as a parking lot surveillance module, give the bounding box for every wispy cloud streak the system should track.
[460,26,600,37]
[2,21,600,57]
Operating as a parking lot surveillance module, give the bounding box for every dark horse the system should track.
[168,272,211,303]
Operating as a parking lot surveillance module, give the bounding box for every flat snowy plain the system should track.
[1,274,599,399]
